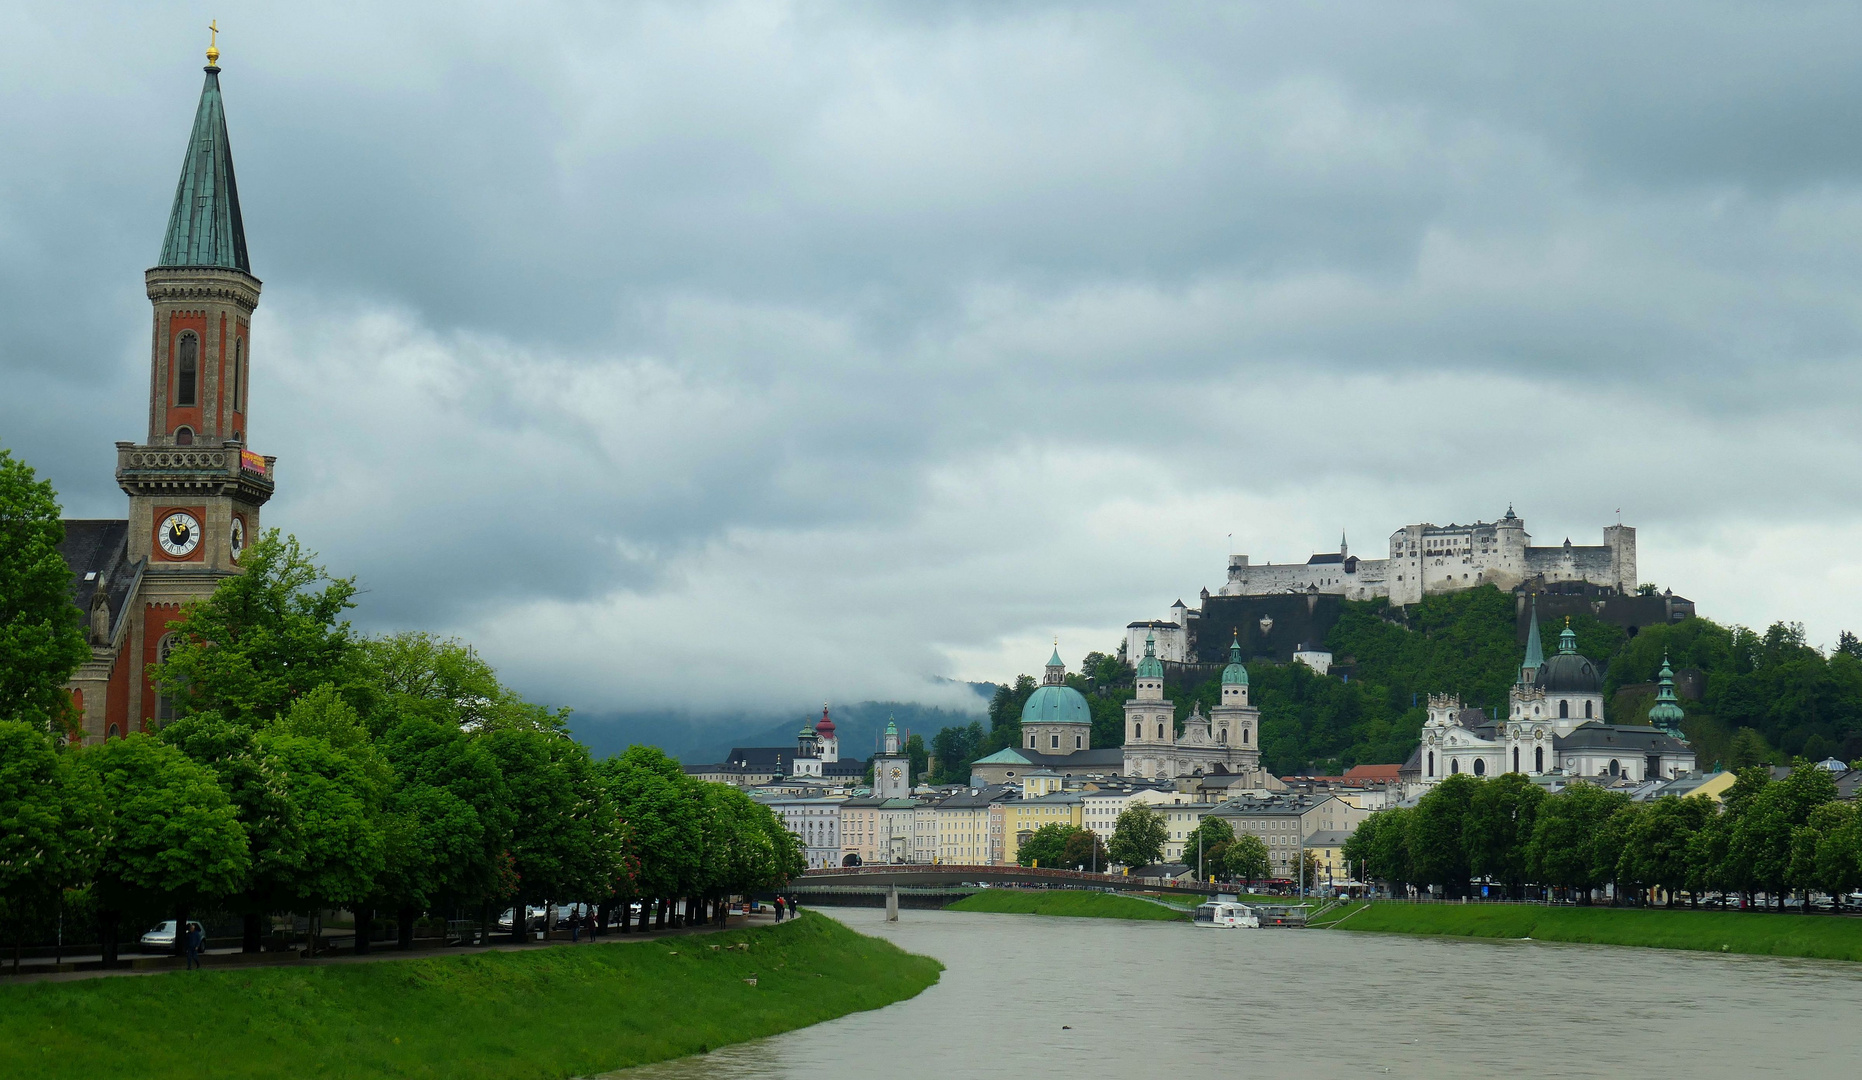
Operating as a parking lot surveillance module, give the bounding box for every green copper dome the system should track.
[1648,653,1686,731]
[1020,684,1091,726]
[1136,631,1164,679]
[1221,633,1249,686]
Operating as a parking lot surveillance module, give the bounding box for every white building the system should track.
[759,795,847,869]
[1410,605,1697,789]
[1122,632,1268,781]
[1217,509,1637,606]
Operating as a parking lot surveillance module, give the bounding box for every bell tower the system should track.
[118,36,273,578]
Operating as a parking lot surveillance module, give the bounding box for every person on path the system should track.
[774,895,785,923]
[184,923,203,970]
[570,909,582,943]
[787,895,801,918]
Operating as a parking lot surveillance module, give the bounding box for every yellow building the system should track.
[1005,791,1085,864]
[934,787,1012,864]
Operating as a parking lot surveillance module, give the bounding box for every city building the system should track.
[684,705,867,788]
[60,45,277,743]
[1123,633,1269,781]
[1208,795,1370,880]
[1408,606,1697,788]
[1003,791,1085,865]
[756,794,847,869]
[933,786,1013,864]
[839,797,919,866]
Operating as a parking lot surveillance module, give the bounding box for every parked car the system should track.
[495,906,548,932]
[139,920,203,950]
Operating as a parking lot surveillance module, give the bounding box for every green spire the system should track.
[1222,632,1249,686]
[884,717,898,736]
[1521,595,1544,681]
[1136,631,1164,679]
[159,62,250,273]
[1649,652,1685,733]
[1048,644,1065,669]
[1558,616,1578,655]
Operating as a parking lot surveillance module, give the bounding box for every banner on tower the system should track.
[240,450,266,474]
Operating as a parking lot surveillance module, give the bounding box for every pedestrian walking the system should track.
[788,895,801,918]
[570,909,582,943]
[774,895,786,923]
[184,922,203,970]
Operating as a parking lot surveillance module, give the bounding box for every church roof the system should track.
[1535,652,1603,694]
[1047,645,1065,668]
[1136,632,1165,679]
[159,61,250,273]
[1221,634,1249,686]
[1522,598,1545,671]
[1554,723,1690,753]
[1021,683,1092,726]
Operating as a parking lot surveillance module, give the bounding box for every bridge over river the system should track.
[789,864,1226,907]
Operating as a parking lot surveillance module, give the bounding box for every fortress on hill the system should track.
[1129,509,1693,668]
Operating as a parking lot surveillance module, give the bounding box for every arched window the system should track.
[1427,750,1435,777]
[1451,759,1460,774]
[1217,728,1227,744]
[1535,746,1544,772]
[1473,758,1486,777]
[107,723,119,740]
[1513,747,1520,773]
[1584,700,1593,719]
[175,333,198,406]
[1559,700,1569,719]
[1157,724,1166,739]
[174,426,193,445]
[1608,759,1620,777]
[1133,723,1142,739]
[154,634,179,723]
[233,338,243,412]
[1074,735,1082,749]
[1243,728,1249,744]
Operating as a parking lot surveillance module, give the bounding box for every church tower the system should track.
[1209,632,1260,769]
[873,717,910,799]
[1122,632,1176,777]
[115,37,274,724]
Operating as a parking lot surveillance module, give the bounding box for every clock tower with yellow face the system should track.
[63,36,277,742]
[873,718,910,799]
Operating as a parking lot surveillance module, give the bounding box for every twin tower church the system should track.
[60,41,271,742]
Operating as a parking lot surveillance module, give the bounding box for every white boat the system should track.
[1193,901,1261,928]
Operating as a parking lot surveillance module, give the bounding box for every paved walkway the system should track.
[2,911,782,986]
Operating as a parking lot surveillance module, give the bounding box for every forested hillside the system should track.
[946,586,1862,781]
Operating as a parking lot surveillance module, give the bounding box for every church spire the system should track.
[159,33,250,273]
[1649,652,1686,735]
[1520,595,1544,684]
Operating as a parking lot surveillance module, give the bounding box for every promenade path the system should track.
[1,910,777,986]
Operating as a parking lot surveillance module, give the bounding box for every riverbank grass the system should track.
[0,912,941,1080]
[1328,902,1862,962]
[947,889,1189,921]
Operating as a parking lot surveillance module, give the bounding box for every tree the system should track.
[1807,802,1862,910]
[357,632,501,734]
[1222,833,1271,886]
[1016,822,1077,868]
[0,449,89,733]
[1528,782,1628,902]
[0,722,99,960]
[155,531,360,727]
[904,734,928,785]
[1109,805,1167,870]
[1298,850,1321,892]
[1062,828,1109,872]
[928,722,985,785]
[1726,729,1772,771]
[1408,774,1478,895]
[597,745,698,931]
[1463,772,1544,898]
[1183,817,1236,879]
[1620,795,1716,905]
[1591,803,1640,902]
[1730,763,1836,908]
[76,735,248,964]
[484,724,620,937]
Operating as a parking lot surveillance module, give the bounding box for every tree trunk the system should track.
[354,905,373,954]
[100,910,119,968]
[510,898,527,944]
[242,912,263,953]
[398,905,417,949]
[596,901,611,938]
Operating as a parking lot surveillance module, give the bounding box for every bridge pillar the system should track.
[886,886,899,921]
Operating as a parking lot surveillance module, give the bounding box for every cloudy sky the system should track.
[7,1,1862,719]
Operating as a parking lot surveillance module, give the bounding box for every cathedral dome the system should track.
[1535,652,1602,694]
[1021,684,1092,727]
[1221,633,1249,685]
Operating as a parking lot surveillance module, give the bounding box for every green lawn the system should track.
[0,913,941,1080]
[1328,901,1862,962]
[946,889,1189,921]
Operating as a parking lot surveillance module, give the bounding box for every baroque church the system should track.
[970,633,1270,784]
[1409,601,1697,787]
[60,41,272,743]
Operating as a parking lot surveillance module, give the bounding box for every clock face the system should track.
[889,767,902,779]
[158,512,201,558]
[229,516,246,562]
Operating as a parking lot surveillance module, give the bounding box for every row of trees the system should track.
[0,447,806,962]
[1009,807,1296,885]
[1343,767,1862,907]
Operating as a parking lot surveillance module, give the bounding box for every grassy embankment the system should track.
[947,889,1189,921]
[0,912,940,1080]
[1316,901,1862,962]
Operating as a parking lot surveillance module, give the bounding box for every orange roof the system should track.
[1344,764,1402,781]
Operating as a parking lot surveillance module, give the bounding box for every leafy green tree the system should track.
[484,724,620,937]
[1731,763,1836,908]
[1016,822,1076,868]
[1463,772,1544,897]
[1408,774,1478,895]
[1528,782,1626,902]
[1063,828,1109,872]
[1620,795,1716,905]
[1298,850,1321,892]
[1109,805,1167,870]
[155,532,360,727]
[929,721,985,785]
[1222,833,1272,885]
[597,745,698,930]
[0,722,100,953]
[0,449,89,733]
[1183,817,1235,879]
[1806,802,1862,910]
[77,735,248,964]
[1591,803,1640,901]
[357,632,501,734]
[1726,729,1772,770]
[904,733,928,784]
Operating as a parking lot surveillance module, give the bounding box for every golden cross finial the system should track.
[206,20,220,66]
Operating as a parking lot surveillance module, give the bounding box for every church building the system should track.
[1410,601,1697,787]
[60,41,274,743]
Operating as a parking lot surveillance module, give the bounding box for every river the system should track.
[605,907,1859,1079]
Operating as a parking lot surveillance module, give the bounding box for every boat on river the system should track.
[1192,901,1261,928]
